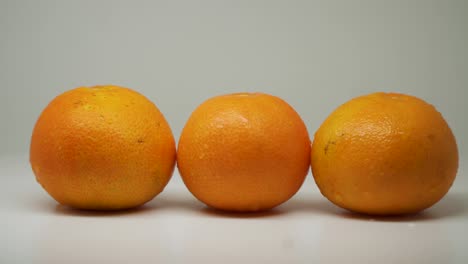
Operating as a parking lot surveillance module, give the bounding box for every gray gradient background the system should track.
[1,0,467,157]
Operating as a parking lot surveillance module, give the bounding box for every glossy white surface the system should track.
[1,155,467,264]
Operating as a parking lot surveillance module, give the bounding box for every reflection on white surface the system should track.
[317,217,453,263]
[1,155,468,264]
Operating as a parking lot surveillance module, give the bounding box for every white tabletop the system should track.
[1,155,467,264]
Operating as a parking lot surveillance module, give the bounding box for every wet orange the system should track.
[177,93,311,212]
[311,92,458,215]
[30,85,176,210]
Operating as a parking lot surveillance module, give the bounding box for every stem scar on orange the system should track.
[177,92,311,212]
[30,85,176,210]
[311,92,458,215]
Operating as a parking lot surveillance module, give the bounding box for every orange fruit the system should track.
[177,93,311,212]
[311,92,458,215]
[30,85,176,210]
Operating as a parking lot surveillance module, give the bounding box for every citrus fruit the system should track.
[30,85,176,210]
[311,92,458,215]
[177,92,311,212]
